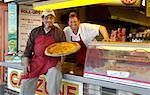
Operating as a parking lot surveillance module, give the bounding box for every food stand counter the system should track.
[0,59,150,95]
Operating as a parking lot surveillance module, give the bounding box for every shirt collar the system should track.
[41,25,55,35]
[69,25,81,37]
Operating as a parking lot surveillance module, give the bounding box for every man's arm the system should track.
[23,30,35,58]
[22,28,37,73]
[22,57,30,73]
[99,25,110,41]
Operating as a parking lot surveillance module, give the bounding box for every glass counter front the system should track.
[84,42,150,89]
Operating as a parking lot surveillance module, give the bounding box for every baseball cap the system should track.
[42,9,56,17]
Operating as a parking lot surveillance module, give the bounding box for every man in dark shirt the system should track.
[19,9,65,95]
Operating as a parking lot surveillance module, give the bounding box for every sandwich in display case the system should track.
[84,42,150,89]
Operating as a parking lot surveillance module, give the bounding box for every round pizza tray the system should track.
[45,42,81,57]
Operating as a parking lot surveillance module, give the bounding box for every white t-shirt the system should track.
[63,23,100,46]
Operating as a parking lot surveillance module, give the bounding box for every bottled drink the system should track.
[143,34,146,42]
[132,33,136,42]
[127,33,132,42]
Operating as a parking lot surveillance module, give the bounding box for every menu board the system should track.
[18,5,42,52]
[146,0,150,17]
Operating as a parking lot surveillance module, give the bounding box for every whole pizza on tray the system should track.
[45,42,81,57]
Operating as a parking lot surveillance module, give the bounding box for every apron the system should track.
[22,31,59,79]
[70,35,87,65]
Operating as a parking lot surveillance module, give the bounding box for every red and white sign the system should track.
[7,68,83,95]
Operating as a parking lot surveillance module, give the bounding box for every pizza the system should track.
[103,63,147,74]
[45,42,81,56]
[121,0,137,5]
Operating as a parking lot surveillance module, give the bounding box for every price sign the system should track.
[107,70,130,78]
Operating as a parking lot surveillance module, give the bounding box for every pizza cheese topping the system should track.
[45,42,81,56]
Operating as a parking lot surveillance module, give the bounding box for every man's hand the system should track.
[102,39,111,42]
[56,62,62,71]
[56,56,65,71]
[21,57,30,74]
[99,25,110,41]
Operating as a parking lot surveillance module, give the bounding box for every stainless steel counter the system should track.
[0,62,24,70]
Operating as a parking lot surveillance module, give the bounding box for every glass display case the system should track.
[84,42,150,89]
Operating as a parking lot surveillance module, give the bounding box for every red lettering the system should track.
[10,72,18,86]
[44,81,48,94]
[60,84,64,95]
[67,86,76,95]
[10,71,21,88]
[35,77,48,95]
[36,79,43,92]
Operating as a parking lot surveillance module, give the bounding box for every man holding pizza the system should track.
[64,11,110,65]
[19,9,65,95]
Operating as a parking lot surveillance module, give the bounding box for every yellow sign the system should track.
[7,68,83,95]
[146,0,150,17]
[33,0,141,10]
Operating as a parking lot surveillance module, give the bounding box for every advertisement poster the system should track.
[7,68,83,95]
[8,3,17,54]
[18,5,42,52]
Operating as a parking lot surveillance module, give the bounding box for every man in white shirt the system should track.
[64,11,110,65]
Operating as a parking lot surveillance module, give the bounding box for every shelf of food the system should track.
[89,42,150,49]
[100,55,150,63]
[84,42,150,90]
